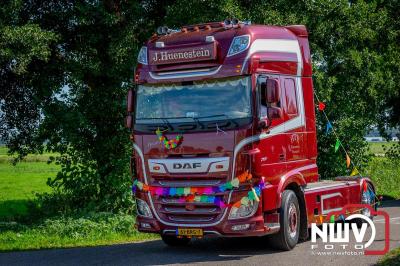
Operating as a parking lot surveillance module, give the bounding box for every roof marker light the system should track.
[205,36,215,42]
[155,42,164,48]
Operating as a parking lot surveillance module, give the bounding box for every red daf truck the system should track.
[126,20,376,250]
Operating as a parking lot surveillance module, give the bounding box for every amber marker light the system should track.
[235,64,241,73]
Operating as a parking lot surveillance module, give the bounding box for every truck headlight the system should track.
[227,35,250,57]
[228,200,258,220]
[136,198,153,218]
[137,46,148,65]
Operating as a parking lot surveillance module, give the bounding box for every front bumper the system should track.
[135,207,278,238]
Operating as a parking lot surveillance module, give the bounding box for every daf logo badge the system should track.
[173,162,201,169]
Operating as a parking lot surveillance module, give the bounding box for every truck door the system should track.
[281,76,308,172]
[254,74,287,184]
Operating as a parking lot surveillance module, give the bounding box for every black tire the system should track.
[161,234,191,246]
[269,190,300,250]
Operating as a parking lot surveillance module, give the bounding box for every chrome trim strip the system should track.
[158,180,222,187]
[164,207,218,214]
[241,39,303,76]
[280,164,317,180]
[133,142,149,184]
[161,198,218,205]
[169,216,214,222]
[304,181,357,192]
[148,157,229,174]
[157,68,212,75]
[149,66,222,80]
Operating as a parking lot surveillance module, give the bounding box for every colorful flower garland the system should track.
[156,128,183,149]
[131,171,265,209]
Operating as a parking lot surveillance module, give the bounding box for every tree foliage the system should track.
[0,0,399,212]
[1,0,146,212]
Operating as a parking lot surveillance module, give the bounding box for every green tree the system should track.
[1,0,148,213]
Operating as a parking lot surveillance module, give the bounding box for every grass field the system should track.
[0,146,59,217]
[365,157,400,199]
[365,142,400,199]
[0,146,57,163]
[377,247,400,266]
[368,142,394,155]
[0,162,57,217]
[0,212,158,251]
[0,146,158,251]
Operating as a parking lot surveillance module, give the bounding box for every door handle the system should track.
[279,154,285,161]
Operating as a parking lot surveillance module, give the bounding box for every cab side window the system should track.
[259,81,268,118]
[284,78,298,116]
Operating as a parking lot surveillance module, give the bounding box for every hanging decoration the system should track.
[315,93,360,177]
[132,171,252,196]
[346,154,351,168]
[156,128,183,149]
[334,139,341,152]
[325,122,333,134]
[226,179,264,210]
[350,167,359,176]
[313,91,382,210]
[318,102,326,111]
[131,171,264,210]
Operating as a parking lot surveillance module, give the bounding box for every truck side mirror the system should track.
[266,79,280,103]
[126,89,135,129]
[125,115,133,128]
[268,106,282,120]
[127,89,134,112]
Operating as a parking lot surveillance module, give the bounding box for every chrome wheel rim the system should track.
[288,202,298,238]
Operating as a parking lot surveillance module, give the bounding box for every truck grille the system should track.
[150,175,229,224]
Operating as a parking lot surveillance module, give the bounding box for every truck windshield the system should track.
[135,77,251,124]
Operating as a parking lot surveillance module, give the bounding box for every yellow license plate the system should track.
[177,228,203,236]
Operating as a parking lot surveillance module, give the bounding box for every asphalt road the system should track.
[1,200,399,266]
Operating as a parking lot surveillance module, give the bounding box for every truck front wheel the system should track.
[161,234,191,246]
[269,190,300,250]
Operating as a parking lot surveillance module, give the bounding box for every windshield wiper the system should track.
[196,114,230,120]
[196,114,239,128]
[136,116,204,131]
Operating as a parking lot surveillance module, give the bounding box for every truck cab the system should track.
[127,21,376,250]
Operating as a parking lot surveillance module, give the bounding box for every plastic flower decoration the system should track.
[156,128,183,149]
